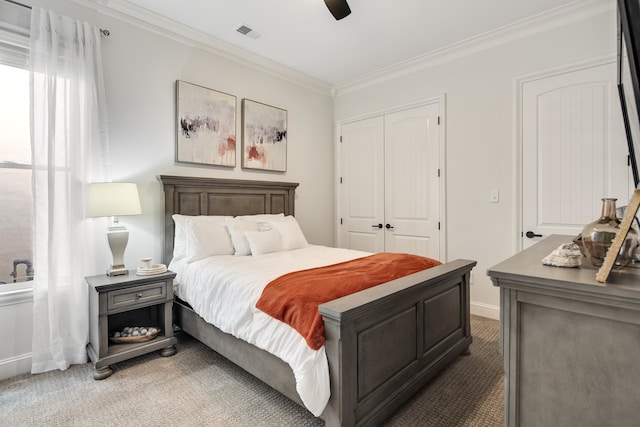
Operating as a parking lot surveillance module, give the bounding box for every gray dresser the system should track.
[488,235,640,427]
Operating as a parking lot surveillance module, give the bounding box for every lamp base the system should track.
[107,266,129,276]
[106,223,130,277]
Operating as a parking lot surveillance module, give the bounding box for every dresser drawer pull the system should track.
[137,293,143,298]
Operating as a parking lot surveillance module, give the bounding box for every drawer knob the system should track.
[136,293,143,298]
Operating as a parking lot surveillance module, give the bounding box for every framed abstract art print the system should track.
[241,99,287,172]
[176,80,236,167]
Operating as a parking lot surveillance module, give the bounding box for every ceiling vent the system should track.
[235,24,261,40]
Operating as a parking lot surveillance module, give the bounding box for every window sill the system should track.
[0,284,33,306]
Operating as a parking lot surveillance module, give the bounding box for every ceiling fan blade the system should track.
[324,0,351,20]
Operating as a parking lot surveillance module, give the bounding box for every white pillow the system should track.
[267,215,308,250]
[243,213,287,231]
[244,229,283,256]
[238,213,285,221]
[172,214,231,260]
[172,214,191,260]
[185,218,234,262]
[226,217,260,255]
[171,214,187,261]
[257,221,273,231]
[237,214,285,232]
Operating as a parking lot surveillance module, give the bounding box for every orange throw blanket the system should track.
[255,253,441,350]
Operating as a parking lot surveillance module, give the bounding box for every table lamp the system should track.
[87,182,142,276]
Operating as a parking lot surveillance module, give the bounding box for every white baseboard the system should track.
[0,352,31,381]
[470,301,500,320]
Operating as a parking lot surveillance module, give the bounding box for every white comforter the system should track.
[169,245,371,416]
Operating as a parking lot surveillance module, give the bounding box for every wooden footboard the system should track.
[320,259,476,427]
[173,258,474,427]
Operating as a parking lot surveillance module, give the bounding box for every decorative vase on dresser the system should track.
[579,197,638,267]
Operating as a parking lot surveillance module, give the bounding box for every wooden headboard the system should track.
[158,175,299,264]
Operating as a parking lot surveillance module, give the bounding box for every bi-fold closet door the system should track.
[338,103,442,260]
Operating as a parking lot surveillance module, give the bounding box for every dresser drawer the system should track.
[107,282,167,311]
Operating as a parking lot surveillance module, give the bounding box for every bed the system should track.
[159,175,476,426]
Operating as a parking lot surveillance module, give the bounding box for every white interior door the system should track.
[339,116,385,253]
[521,62,629,249]
[384,104,441,259]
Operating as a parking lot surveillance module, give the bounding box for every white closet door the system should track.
[384,104,441,259]
[339,116,385,253]
[522,62,629,249]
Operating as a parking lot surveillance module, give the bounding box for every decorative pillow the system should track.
[267,215,309,250]
[236,213,285,231]
[172,214,231,261]
[238,213,285,221]
[244,229,284,256]
[185,218,234,262]
[172,214,191,260]
[226,217,260,255]
[257,221,273,231]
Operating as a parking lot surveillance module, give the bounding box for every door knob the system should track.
[525,231,542,239]
[371,224,383,229]
[385,224,394,230]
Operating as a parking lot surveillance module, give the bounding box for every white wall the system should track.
[0,0,335,380]
[98,18,335,267]
[333,6,616,319]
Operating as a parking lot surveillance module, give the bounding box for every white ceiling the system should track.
[98,0,595,85]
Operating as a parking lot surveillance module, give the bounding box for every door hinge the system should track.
[437,168,440,177]
[438,222,441,230]
[340,136,342,142]
[340,218,343,225]
[340,177,343,184]
[437,116,440,125]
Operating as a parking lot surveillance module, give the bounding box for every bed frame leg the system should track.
[461,348,471,356]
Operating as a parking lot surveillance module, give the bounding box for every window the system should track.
[0,63,32,286]
[1,2,31,288]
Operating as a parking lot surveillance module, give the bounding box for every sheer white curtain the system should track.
[29,8,110,373]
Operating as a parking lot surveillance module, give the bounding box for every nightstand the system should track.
[86,270,177,380]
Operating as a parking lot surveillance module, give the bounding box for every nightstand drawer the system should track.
[107,282,167,311]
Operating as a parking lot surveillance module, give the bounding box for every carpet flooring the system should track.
[0,315,503,426]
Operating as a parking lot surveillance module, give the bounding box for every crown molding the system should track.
[69,0,613,98]
[334,0,615,96]
[69,0,334,96]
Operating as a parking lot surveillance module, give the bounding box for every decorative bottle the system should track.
[580,198,639,267]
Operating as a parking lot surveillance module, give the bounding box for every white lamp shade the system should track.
[86,182,142,218]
